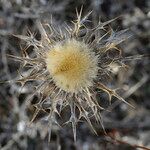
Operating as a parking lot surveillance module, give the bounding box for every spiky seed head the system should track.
[8,10,134,141]
[46,39,98,93]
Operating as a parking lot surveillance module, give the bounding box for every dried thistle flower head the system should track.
[9,9,134,141]
[46,39,98,93]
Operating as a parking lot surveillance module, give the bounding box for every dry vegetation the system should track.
[0,0,149,150]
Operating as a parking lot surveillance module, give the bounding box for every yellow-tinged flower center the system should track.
[46,39,98,93]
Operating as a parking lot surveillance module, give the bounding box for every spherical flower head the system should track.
[46,39,98,93]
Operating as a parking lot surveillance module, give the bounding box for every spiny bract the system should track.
[10,9,133,141]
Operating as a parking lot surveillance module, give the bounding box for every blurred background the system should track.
[0,0,149,150]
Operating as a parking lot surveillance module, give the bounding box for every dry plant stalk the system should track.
[8,9,134,141]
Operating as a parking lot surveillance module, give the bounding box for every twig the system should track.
[106,135,150,150]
